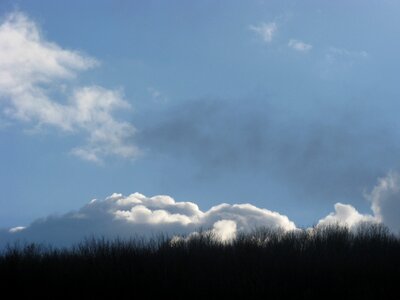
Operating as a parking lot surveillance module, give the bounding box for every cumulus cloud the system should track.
[368,171,400,233]
[0,192,296,247]
[249,22,277,43]
[317,172,400,233]
[288,39,312,52]
[212,220,237,242]
[2,171,400,247]
[0,12,138,162]
[317,203,376,229]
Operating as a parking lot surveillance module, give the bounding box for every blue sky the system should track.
[1,0,400,239]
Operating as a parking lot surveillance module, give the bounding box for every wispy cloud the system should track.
[324,47,368,67]
[327,47,368,60]
[0,12,138,163]
[319,47,369,78]
[147,87,168,103]
[249,22,277,43]
[288,39,312,52]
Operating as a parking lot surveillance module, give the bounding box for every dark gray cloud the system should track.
[136,97,400,201]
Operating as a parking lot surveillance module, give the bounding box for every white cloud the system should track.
[212,220,237,242]
[317,171,400,233]
[288,39,312,52]
[2,172,400,247]
[317,203,376,229]
[9,226,25,233]
[201,203,296,232]
[0,12,138,163]
[0,192,296,247]
[0,13,96,92]
[249,22,277,43]
[368,171,400,233]
[0,172,400,247]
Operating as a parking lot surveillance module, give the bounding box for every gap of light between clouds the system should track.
[3,171,400,246]
[0,12,138,163]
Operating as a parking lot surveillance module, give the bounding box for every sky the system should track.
[1,0,400,245]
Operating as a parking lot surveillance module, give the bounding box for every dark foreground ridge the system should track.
[1,224,400,298]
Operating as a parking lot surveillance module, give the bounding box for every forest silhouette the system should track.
[1,224,399,298]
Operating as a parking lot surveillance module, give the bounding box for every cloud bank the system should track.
[1,192,296,247]
[2,171,400,247]
[0,12,138,162]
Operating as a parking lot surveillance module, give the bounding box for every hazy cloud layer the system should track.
[0,12,138,162]
[136,98,400,201]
